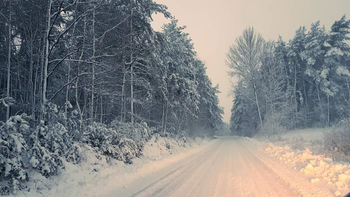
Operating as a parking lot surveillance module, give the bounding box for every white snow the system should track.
[262,127,350,196]
[9,134,24,153]
[9,128,350,197]
[326,47,344,57]
[108,137,335,196]
[336,66,350,77]
[321,68,330,79]
[12,136,211,197]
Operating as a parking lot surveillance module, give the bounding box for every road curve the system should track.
[105,137,334,197]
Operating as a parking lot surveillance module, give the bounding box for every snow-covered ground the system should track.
[261,127,332,155]
[11,129,350,197]
[12,136,211,197]
[258,127,350,197]
[105,137,335,197]
[279,127,331,141]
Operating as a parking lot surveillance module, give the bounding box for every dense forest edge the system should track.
[0,0,224,194]
[228,16,350,161]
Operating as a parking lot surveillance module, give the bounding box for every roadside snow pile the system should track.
[265,143,350,196]
[142,133,188,160]
[13,135,209,197]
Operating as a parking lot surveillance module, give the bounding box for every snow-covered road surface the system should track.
[104,137,334,197]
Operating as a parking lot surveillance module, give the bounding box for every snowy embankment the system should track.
[14,135,212,197]
[258,128,350,196]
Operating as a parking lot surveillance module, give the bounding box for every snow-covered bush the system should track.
[84,121,154,164]
[66,143,82,164]
[65,109,82,141]
[111,121,153,144]
[0,114,30,195]
[101,137,140,164]
[0,107,82,194]
[324,120,350,161]
[83,123,118,149]
[111,121,154,160]
[27,103,81,177]
[28,121,64,177]
[42,103,81,163]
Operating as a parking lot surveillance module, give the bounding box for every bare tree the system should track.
[227,27,264,126]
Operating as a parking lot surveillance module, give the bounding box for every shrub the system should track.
[0,114,30,195]
[28,121,64,177]
[84,122,149,164]
[0,103,83,194]
[111,121,153,144]
[324,119,350,161]
[27,103,81,177]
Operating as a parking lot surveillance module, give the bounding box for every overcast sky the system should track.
[151,0,350,123]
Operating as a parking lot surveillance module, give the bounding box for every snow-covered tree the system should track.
[227,27,264,126]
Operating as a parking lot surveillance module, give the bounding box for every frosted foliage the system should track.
[84,122,152,164]
[0,97,15,108]
[326,47,344,57]
[27,103,81,177]
[28,121,64,177]
[320,68,329,79]
[307,58,316,66]
[336,66,350,76]
[0,103,84,194]
[323,42,331,48]
[0,114,30,195]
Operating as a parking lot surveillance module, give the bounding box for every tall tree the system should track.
[227,27,264,126]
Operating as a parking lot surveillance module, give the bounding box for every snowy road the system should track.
[105,137,334,197]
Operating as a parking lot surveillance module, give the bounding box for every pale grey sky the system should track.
[151,0,350,123]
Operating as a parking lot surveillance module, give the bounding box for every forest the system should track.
[228,16,350,137]
[0,0,223,194]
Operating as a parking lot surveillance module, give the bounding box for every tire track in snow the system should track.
[105,137,335,197]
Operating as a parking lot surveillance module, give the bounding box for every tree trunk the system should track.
[293,63,298,129]
[6,2,11,120]
[29,30,35,117]
[302,79,309,126]
[90,8,96,123]
[34,65,39,119]
[131,64,134,124]
[316,85,324,124]
[65,2,79,118]
[327,95,330,126]
[43,0,52,106]
[164,101,168,134]
[100,95,103,123]
[75,15,87,127]
[129,9,134,125]
[75,77,83,127]
[121,65,126,122]
[65,62,70,117]
[254,84,263,126]
[162,101,165,132]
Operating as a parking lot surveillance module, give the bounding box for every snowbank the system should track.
[265,143,350,196]
[259,127,331,155]
[11,136,212,197]
[253,128,350,196]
